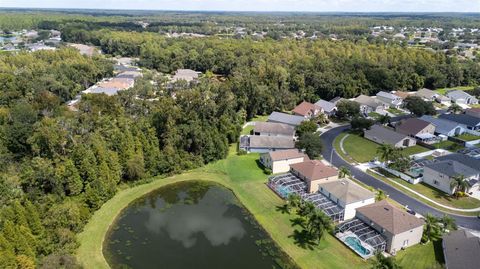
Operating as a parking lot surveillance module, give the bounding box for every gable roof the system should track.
[376,91,398,101]
[415,88,438,99]
[290,160,338,182]
[393,91,411,99]
[253,122,295,136]
[292,101,322,116]
[314,99,337,113]
[268,112,306,126]
[329,97,344,104]
[356,200,424,234]
[439,113,480,127]
[424,160,479,178]
[319,179,374,204]
[436,153,480,173]
[396,118,434,136]
[446,90,474,100]
[419,115,465,134]
[354,95,384,109]
[266,149,308,162]
[247,136,295,149]
[443,230,480,269]
[365,125,410,145]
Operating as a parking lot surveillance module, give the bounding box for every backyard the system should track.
[433,140,463,151]
[435,86,475,95]
[456,133,480,141]
[396,241,444,269]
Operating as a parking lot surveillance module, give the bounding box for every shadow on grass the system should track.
[432,240,445,264]
[289,229,316,250]
[276,204,290,215]
[290,217,306,228]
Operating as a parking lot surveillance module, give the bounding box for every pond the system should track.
[104,181,297,269]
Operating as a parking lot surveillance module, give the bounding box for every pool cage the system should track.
[268,173,345,222]
[336,218,386,252]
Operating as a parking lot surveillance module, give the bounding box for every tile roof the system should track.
[315,99,337,113]
[292,101,322,116]
[253,122,295,136]
[393,91,411,99]
[443,230,480,269]
[356,200,424,235]
[290,160,338,182]
[439,113,480,127]
[268,112,306,126]
[267,149,308,162]
[396,118,433,136]
[364,125,410,145]
[319,179,374,204]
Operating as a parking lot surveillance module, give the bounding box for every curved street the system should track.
[320,125,480,230]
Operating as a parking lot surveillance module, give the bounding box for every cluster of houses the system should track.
[1,29,62,52]
[264,149,425,259]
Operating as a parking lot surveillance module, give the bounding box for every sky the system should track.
[0,0,478,13]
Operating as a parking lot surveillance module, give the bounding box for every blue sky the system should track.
[0,0,478,12]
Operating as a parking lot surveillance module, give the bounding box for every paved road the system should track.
[320,124,480,230]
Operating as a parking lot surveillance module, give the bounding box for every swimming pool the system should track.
[344,236,371,256]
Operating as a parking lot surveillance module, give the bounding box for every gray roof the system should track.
[436,153,480,173]
[253,122,295,136]
[268,112,306,126]
[85,87,120,96]
[319,179,374,204]
[420,115,464,135]
[314,99,337,113]
[446,90,474,100]
[376,91,397,100]
[424,160,478,178]
[439,114,480,127]
[247,135,295,149]
[415,88,438,99]
[443,230,480,269]
[364,125,410,145]
[354,95,384,109]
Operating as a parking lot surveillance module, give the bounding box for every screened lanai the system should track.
[336,218,387,253]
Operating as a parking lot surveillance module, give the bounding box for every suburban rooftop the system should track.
[290,160,338,182]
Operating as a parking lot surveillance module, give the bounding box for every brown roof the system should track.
[396,118,433,136]
[253,122,295,136]
[97,78,134,89]
[292,101,322,117]
[290,160,338,181]
[356,200,424,235]
[393,91,410,99]
[267,149,308,162]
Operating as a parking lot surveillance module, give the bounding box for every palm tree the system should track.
[375,189,387,202]
[298,201,316,219]
[450,174,469,199]
[448,103,463,114]
[286,193,302,213]
[378,114,391,125]
[339,166,351,178]
[371,251,402,269]
[440,215,457,232]
[307,209,333,244]
[314,113,329,125]
[423,214,442,242]
[377,144,395,163]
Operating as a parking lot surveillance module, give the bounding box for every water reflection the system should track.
[144,188,245,248]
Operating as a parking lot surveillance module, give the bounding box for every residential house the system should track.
[442,229,480,269]
[260,149,308,174]
[439,113,480,130]
[292,101,323,118]
[415,88,450,104]
[376,91,403,108]
[423,159,479,194]
[465,107,480,118]
[116,71,143,80]
[268,112,306,127]
[239,135,295,153]
[364,125,417,148]
[318,179,375,220]
[355,200,424,254]
[354,95,388,115]
[395,118,437,144]
[69,43,99,56]
[315,99,337,116]
[446,90,478,105]
[420,115,466,136]
[252,122,295,137]
[290,160,339,193]
[329,97,345,105]
[171,69,200,83]
[393,91,411,100]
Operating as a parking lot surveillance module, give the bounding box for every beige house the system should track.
[260,149,308,174]
[355,200,424,254]
[292,101,323,119]
[318,179,375,220]
[290,160,339,193]
[396,118,438,144]
[423,160,479,194]
[364,125,416,148]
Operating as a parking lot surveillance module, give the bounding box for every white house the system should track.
[376,91,403,108]
[446,90,478,105]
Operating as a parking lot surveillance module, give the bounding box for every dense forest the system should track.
[0,10,480,268]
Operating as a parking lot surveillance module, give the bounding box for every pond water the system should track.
[104,181,297,269]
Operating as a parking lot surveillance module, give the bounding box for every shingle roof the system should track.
[396,118,433,136]
[377,91,398,100]
[268,112,306,126]
[439,113,480,127]
[415,88,437,99]
[443,230,480,269]
[436,153,480,173]
[248,136,295,149]
[419,115,464,135]
[424,160,478,178]
[315,99,337,113]
[292,101,322,116]
[356,200,424,235]
[329,97,344,104]
[267,149,308,162]
[319,179,374,204]
[290,160,338,182]
[364,125,410,145]
[253,122,295,136]
[446,90,474,100]
[354,95,383,109]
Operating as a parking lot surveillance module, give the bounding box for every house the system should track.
[239,135,295,153]
[330,97,345,105]
[318,179,375,220]
[422,160,479,194]
[116,71,143,80]
[393,91,411,100]
[315,99,337,116]
[465,107,480,118]
[376,91,403,108]
[292,101,323,118]
[442,229,480,269]
[364,125,416,148]
[395,118,437,144]
[96,78,135,90]
[260,149,308,174]
[290,160,339,193]
[252,122,295,137]
[268,112,306,127]
[171,69,200,83]
[439,113,480,130]
[355,200,424,254]
[415,88,438,101]
[420,115,467,136]
[68,43,99,56]
[354,95,388,115]
[446,90,478,105]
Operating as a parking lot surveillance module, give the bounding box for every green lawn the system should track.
[435,86,475,95]
[77,146,370,269]
[456,133,480,141]
[241,124,254,135]
[433,140,463,151]
[251,114,270,122]
[401,145,431,156]
[387,107,406,115]
[368,112,382,120]
[396,241,444,269]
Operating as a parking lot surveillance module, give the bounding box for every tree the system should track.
[286,193,302,213]
[296,120,318,136]
[403,96,436,117]
[371,251,402,269]
[313,113,329,125]
[298,201,316,219]
[375,189,387,201]
[351,117,374,132]
[377,144,396,163]
[336,100,360,120]
[422,214,442,242]
[295,132,323,159]
[388,156,411,172]
[450,174,469,198]
[378,114,391,125]
[440,215,457,232]
[306,209,333,244]
[339,166,351,178]
[448,103,463,114]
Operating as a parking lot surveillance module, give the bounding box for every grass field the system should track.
[401,145,431,156]
[435,86,475,95]
[396,241,444,269]
[456,133,480,141]
[77,147,371,269]
[241,124,254,135]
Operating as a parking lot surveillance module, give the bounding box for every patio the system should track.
[336,218,387,259]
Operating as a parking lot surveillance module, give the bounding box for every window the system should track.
[403,240,409,247]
